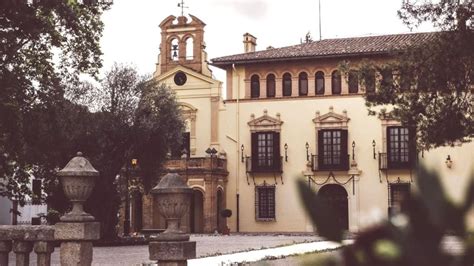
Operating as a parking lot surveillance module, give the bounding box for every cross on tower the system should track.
[177,0,188,17]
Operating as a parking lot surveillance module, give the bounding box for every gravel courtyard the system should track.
[9,234,322,266]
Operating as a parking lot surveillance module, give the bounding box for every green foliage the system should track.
[297,165,474,266]
[0,0,110,204]
[340,1,473,150]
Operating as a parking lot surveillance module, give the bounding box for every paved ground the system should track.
[8,234,321,266]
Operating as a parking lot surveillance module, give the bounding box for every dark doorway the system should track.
[190,189,204,233]
[132,193,143,233]
[318,184,348,230]
[217,190,224,232]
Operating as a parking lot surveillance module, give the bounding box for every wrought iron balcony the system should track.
[311,154,350,171]
[245,156,283,173]
[379,152,415,170]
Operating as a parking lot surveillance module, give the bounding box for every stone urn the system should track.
[151,173,192,241]
[57,152,99,222]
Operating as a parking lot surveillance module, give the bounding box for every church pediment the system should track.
[313,106,350,129]
[156,66,221,87]
[248,110,283,132]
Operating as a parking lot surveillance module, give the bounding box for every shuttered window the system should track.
[251,132,280,172]
[387,127,413,168]
[317,129,348,170]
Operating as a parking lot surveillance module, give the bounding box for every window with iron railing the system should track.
[315,129,349,171]
[249,132,281,172]
[387,126,414,169]
[255,185,275,221]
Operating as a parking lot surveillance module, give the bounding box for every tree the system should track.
[346,1,473,150]
[0,0,111,204]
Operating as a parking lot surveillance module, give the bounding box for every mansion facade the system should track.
[119,14,474,235]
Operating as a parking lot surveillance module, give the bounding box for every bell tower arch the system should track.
[155,14,212,77]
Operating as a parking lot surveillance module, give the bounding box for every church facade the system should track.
[121,14,474,235]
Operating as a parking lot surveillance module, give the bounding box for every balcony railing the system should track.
[245,156,283,173]
[311,154,350,171]
[379,152,415,170]
[164,157,227,172]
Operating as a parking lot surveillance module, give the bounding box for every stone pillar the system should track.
[0,240,11,266]
[308,76,316,96]
[55,152,101,266]
[13,241,33,266]
[292,77,299,96]
[149,173,196,266]
[275,78,283,97]
[324,74,332,96]
[260,79,267,98]
[34,241,54,266]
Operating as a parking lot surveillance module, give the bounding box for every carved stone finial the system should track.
[343,110,347,117]
[329,106,334,112]
[263,109,268,116]
[251,113,255,120]
[276,113,281,120]
[315,111,320,117]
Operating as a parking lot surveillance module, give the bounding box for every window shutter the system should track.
[317,130,323,169]
[408,127,416,167]
[386,127,392,168]
[251,132,258,171]
[341,130,348,168]
[273,132,280,171]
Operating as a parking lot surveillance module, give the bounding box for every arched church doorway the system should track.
[318,184,348,230]
[190,189,204,233]
[217,189,224,232]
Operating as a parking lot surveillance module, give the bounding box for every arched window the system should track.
[331,70,341,95]
[365,70,376,93]
[315,71,325,95]
[381,69,394,91]
[170,38,179,61]
[266,74,276,97]
[185,37,194,60]
[250,75,260,98]
[298,72,308,96]
[348,70,359,93]
[282,73,292,96]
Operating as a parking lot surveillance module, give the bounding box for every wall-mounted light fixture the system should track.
[305,142,310,161]
[284,143,288,162]
[241,144,244,163]
[372,140,376,160]
[352,141,356,160]
[445,155,453,168]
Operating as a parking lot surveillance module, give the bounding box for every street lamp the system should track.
[124,158,138,236]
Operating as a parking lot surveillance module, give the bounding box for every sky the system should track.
[99,0,435,82]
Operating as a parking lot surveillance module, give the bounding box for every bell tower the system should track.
[154,14,212,77]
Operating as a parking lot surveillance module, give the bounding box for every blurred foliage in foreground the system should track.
[298,165,474,266]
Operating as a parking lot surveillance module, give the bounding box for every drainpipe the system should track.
[233,63,241,232]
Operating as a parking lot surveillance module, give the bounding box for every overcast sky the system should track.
[99,0,435,82]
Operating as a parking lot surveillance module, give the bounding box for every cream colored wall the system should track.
[159,70,222,156]
[218,64,474,233]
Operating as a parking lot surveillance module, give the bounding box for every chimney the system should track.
[243,33,257,53]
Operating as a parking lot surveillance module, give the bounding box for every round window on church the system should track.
[174,71,187,86]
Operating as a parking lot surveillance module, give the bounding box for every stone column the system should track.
[292,77,299,96]
[0,240,12,265]
[55,152,100,266]
[324,74,332,96]
[13,241,33,266]
[275,78,283,97]
[34,241,55,266]
[308,76,316,96]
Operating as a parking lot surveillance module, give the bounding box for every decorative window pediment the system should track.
[313,106,350,129]
[248,109,283,133]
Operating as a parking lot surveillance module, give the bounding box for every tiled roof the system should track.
[211,32,439,66]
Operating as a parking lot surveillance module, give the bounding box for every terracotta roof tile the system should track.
[211,32,439,66]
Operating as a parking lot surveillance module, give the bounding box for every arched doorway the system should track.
[318,184,348,230]
[216,189,225,232]
[190,189,204,233]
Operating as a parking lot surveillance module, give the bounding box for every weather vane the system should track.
[177,0,189,17]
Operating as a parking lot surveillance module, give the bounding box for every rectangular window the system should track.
[255,186,275,220]
[251,132,280,172]
[318,129,348,170]
[387,127,413,168]
[389,183,410,217]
